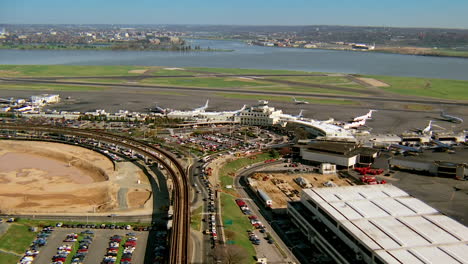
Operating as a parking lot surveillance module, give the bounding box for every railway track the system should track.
[0,125,190,264]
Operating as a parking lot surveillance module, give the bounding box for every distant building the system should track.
[351,43,376,50]
[288,185,468,264]
[31,94,60,105]
[293,141,378,168]
[235,100,283,126]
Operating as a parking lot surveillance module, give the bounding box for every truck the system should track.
[257,189,272,208]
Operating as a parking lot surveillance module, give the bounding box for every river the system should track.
[1,39,468,80]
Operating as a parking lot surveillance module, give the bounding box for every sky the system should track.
[1,0,467,29]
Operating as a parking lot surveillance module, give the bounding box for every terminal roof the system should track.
[303,185,468,263]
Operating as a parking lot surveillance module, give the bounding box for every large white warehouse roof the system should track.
[302,185,468,264]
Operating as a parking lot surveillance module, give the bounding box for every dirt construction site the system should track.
[249,172,354,209]
[0,140,153,214]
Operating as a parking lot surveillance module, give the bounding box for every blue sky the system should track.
[1,0,467,28]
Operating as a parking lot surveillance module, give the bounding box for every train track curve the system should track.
[0,125,189,264]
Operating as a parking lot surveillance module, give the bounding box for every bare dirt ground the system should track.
[356,77,389,87]
[250,172,352,209]
[128,69,148,74]
[127,189,152,209]
[0,141,151,214]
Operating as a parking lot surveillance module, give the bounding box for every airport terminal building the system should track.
[288,185,468,264]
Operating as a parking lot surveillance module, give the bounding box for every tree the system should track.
[213,245,249,264]
[269,149,280,159]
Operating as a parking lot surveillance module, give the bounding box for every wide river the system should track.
[1,39,468,80]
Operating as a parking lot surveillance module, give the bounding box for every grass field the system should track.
[62,78,128,84]
[190,67,314,75]
[367,75,468,100]
[216,93,358,105]
[220,193,256,260]
[0,252,20,264]
[219,153,272,190]
[0,65,150,77]
[266,75,364,89]
[249,85,360,95]
[0,83,104,91]
[0,224,37,254]
[152,68,198,76]
[190,205,203,231]
[1,65,467,100]
[141,77,276,88]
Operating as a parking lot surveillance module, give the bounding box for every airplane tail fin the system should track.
[204,99,209,108]
[293,97,297,102]
[298,110,303,117]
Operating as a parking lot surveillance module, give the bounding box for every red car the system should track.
[235,199,246,206]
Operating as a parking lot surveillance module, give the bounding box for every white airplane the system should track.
[353,110,376,122]
[292,97,309,104]
[440,111,463,124]
[221,104,246,114]
[343,119,366,129]
[193,100,209,113]
[418,120,445,135]
[321,118,335,124]
[294,110,304,119]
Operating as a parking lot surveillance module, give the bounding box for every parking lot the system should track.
[32,227,148,264]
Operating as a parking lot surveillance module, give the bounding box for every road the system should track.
[0,125,190,264]
[235,161,300,264]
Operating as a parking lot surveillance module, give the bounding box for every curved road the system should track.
[0,125,190,264]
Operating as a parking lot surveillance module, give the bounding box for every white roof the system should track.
[302,185,468,263]
[289,119,355,139]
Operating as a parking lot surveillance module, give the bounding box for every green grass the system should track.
[64,234,83,264]
[141,77,275,88]
[220,193,256,259]
[191,205,204,231]
[62,78,128,84]
[432,49,468,58]
[115,237,127,264]
[0,65,150,77]
[189,67,314,75]
[367,75,468,100]
[219,153,272,189]
[0,252,20,264]
[0,224,37,254]
[0,83,105,91]
[267,75,364,88]
[216,93,359,105]
[152,68,198,76]
[249,86,360,95]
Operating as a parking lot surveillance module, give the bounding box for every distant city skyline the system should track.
[1,0,467,29]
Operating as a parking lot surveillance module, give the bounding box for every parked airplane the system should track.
[353,110,376,122]
[147,105,167,114]
[193,100,209,112]
[292,97,309,104]
[390,144,423,153]
[440,111,463,124]
[430,139,454,152]
[294,110,304,119]
[343,119,366,129]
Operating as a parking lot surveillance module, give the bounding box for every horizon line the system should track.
[1,23,467,31]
